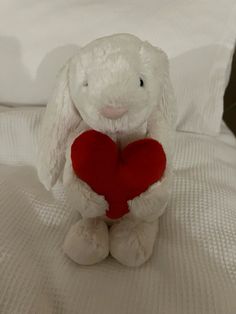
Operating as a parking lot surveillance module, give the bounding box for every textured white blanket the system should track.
[0,108,236,314]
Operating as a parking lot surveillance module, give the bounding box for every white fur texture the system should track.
[37,33,176,267]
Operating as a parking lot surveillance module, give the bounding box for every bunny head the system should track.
[38,33,175,190]
[69,33,171,133]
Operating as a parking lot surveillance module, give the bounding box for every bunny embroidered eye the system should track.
[83,80,88,87]
[139,78,144,87]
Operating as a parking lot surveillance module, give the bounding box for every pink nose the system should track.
[100,105,128,119]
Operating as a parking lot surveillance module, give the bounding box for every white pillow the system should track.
[0,0,236,135]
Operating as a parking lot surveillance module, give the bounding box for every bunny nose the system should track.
[100,105,128,119]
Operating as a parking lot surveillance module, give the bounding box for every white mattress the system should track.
[0,108,236,314]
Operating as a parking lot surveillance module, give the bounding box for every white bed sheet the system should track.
[0,108,236,314]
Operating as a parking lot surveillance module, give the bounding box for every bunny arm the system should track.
[63,129,108,219]
[128,111,174,222]
[65,175,108,219]
[128,167,172,222]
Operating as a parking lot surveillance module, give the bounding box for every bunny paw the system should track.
[63,218,109,265]
[109,216,159,267]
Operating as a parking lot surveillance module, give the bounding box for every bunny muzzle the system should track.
[100,105,128,120]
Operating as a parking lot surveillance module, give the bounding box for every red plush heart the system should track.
[71,130,166,219]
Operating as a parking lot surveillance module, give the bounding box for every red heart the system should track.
[71,130,166,219]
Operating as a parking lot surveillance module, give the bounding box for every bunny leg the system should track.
[109,215,159,267]
[63,217,109,265]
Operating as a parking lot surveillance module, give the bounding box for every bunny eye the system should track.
[82,80,88,87]
[139,78,144,87]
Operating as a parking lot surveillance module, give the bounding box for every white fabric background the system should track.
[0,0,236,134]
[0,108,236,313]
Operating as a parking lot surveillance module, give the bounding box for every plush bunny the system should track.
[37,33,176,267]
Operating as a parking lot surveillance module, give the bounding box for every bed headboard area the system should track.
[224,50,236,135]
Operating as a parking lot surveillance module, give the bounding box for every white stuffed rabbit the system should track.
[37,33,176,267]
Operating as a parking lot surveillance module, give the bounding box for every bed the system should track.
[0,1,236,314]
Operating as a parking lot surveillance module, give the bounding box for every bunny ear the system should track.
[37,60,82,190]
[143,44,176,160]
[140,42,176,129]
[160,61,177,129]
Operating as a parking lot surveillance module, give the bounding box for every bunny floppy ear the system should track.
[37,60,82,190]
[160,60,177,130]
[157,62,177,157]
[140,42,176,159]
[140,41,176,130]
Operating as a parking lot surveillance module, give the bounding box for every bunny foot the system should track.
[63,218,109,265]
[109,216,159,267]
